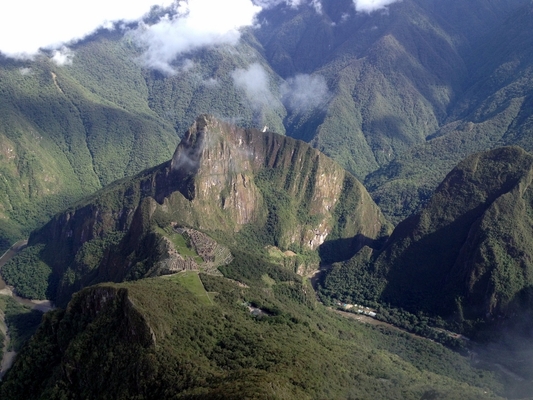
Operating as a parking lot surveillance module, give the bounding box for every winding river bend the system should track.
[0,240,54,379]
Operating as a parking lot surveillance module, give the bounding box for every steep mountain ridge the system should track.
[323,147,533,326]
[8,115,389,305]
[2,0,533,249]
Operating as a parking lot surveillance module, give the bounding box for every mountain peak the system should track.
[378,147,533,319]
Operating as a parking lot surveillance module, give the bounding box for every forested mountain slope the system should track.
[2,0,533,249]
[365,1,533,222]
[2,115,389,306]
[0,45,178,250]
[323,147,533,328]
[0,273,504,399]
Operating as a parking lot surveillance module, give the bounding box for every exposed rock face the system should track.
[164,115,388,249]
[27,115,390,304]
[170,116,263,227]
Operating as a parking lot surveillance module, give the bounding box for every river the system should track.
[0,240,54,379]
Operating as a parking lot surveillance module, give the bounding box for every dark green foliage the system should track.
[319,247,385,304]
[322,147,533,338]
[0,296,43,352]
[219,250,299,286]
[0,275,504,399]
[1,245,51,299]
[53,231,126,305]
[253,169,295,247]
[0,310,65,398]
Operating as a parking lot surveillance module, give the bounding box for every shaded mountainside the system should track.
[323,147,533,327]
[3,0,533,250]
[0,273,505,399]
[4,115,389,306]
[0,46,178,250]
[366,1,533,222]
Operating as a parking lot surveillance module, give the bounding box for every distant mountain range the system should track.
[3,0,533,397]
[2,0,533,248]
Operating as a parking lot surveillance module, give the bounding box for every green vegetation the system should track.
[321,147,533,339]
[4,1,533,396]
[1,245,51,300]
[165,272,213,306]
[172,234,202,262]
[0,257,506,399]
[0,296,42,352]
[0,41,177,250]
[1,0,531,251]
[8,115,388,307]
[156,226,202,264]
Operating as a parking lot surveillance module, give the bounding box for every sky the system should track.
[0,0,400,61]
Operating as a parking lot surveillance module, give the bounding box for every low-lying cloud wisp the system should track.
[352,0,400,13]
[133,0,261,73]
[231,63,331,123]
[280,74,331,112]
[232,63,278,116]
[51,47,74,66]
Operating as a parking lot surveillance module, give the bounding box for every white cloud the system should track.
[203,78,219,87]
[0,0,175,58]
[255,0,322,12]
[19,67,33,76]
[254,0,303,8]
[232,63,277,113]
[311,0,323,14]
[353,0,400,13]
[232,66,330,122]
[51,47,74,66]
[133,0,262,73]
[281,74,330,112]
[133,0,261,73]
[0,0,326,67]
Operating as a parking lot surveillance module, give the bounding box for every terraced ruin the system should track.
[157,226,233,276]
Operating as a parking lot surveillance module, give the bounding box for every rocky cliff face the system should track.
[164,115,387,248]
[24,115,389,304]
[168,116,264,228]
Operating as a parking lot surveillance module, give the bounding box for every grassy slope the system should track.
[0,264,505,399]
